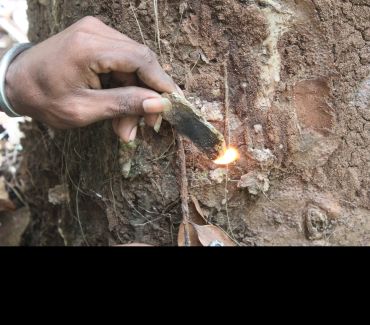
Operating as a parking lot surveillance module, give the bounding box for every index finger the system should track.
[88,36,179,94]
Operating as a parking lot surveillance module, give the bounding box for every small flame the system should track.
[213,147,239,165]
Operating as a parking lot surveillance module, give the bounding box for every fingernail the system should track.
[154,115,162,133]
[175,85,185,97]
[161,98,172,112]
[128,126,137,142]
[143,98,172,113]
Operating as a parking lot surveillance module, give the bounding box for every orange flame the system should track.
[213,147,239,165]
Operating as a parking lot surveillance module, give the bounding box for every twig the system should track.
[179,53,201,85]
[223,58,237,241]
[135,216,164,227]
[223,59,230,146]
[177,133,191,246]
[75,178,89,246]
[110,178,117,219]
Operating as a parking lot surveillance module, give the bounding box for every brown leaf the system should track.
[177,222,202,246]
[191,223,236,246]
[0,199,16,212]
[190,195,207,222]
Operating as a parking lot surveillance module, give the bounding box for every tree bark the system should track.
[22,0,370,245]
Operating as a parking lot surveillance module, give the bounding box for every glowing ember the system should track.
[213,147,239,165]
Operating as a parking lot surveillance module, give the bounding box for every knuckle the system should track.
[115,93,140,116]
[94,56,112,73]
[77,16,102,30]
[69,31,88,48]
[116,96,130,115]
[64,103,86,127]
[71,112,85,127]
[140,46,157,64]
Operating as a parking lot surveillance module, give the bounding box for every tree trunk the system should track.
[22,0,370,246]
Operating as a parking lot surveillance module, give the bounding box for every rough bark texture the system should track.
[21,0,370,245]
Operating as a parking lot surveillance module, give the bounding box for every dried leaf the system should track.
[177,222,202,246]
[0,198,16,212]
[191,223,236,246]
[190,195,207,222]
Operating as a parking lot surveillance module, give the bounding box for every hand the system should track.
[5,16,181,142]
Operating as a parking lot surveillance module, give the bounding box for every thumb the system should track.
[83,86,172,124]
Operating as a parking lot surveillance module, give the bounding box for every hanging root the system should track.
[129,2,146,45]
[153,0,162,58]
[177,133,191,246]
[223,59,237,242]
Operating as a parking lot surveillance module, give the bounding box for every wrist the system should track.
[0,43,33,117]
[5,54,24,115]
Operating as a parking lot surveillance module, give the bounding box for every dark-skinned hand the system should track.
[5,16,182,142]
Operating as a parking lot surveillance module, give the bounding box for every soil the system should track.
[20,0,370,245]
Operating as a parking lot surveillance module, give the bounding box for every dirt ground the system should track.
[10,0,370,246]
